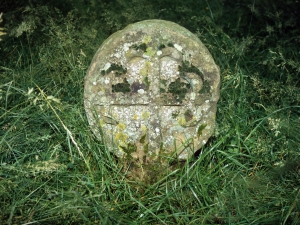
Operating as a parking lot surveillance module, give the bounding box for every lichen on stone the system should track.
[141,111,150,120]
[84,20,220,183]
[142,35,152,44]
[197,124,207,137]
[115,132,128,142]
[144,47,156,57]
[139,61,152,76]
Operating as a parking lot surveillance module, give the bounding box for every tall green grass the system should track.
[1,0,299,224]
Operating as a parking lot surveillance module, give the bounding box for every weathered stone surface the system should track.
[84,20,220,168]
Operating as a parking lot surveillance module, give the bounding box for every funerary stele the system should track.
[84,20,220,164]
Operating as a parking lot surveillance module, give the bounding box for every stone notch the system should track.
[84,20,220,166]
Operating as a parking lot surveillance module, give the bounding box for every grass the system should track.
[1,0,300,224]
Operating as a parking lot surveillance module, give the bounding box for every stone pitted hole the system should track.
[84,20,220,180]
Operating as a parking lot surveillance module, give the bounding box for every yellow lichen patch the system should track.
[115,132,128,142]
[139,61,152,76]
[141,111,150,120]
[145,47,156,57]
[142,35,152,44]
[133,114,139,120]
[141,124,147,132]
[99,119,105,127]
[177,116,187,126]
[125,49,134,59]
[117,123,126,131]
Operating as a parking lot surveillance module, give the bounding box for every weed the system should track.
[0,0,299,224]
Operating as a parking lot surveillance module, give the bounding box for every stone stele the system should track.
[84,20,220,168]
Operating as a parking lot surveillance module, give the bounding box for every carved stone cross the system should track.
[84,20,220,180]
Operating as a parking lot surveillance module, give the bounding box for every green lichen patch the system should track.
[139,61,152,76]
[112,78,131,93]
[140,134,146,144]
[142,35,152,44]
[197,124,207,138]
[144,76,150,89]
[144,47,156,57]
[168,78,190,103]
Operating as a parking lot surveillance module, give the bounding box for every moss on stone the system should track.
[167,42,174,47]
[132,43,147,52]
[158,44,166,50]
[172,110,179,119]
[168,78,190,103]
[101,63,127,77]
[140,134,146,144]
[160,87,166,93]
[144,76,150,89]
[197,124,207,137]
[179,60,203,80]
[199,80,211,94]
[112,78,131,93]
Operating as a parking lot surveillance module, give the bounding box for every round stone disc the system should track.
[84,20,220,162]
